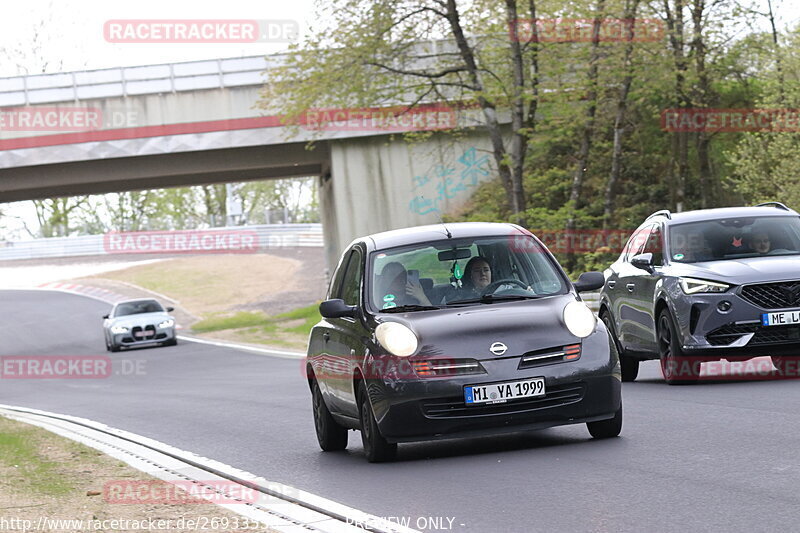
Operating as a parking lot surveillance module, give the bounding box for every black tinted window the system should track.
[339,250,363,307]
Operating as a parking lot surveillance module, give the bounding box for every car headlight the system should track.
[375,322,419,357]
[562,301,597,338]
[158,319,175,329]
[110,326,129,334]
[679,277,729,294]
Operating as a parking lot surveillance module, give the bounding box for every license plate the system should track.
[464,378,545,405]
[761,310,800,326]
[134,330,154,338]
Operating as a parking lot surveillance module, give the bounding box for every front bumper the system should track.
[112,327,176,347]
[367,331,621,443]
[672,290,800,357]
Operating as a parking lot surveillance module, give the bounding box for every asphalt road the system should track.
[3,290,800,532]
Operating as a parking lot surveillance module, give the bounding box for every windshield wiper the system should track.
[379,304,441,313]
[447,294,545,305]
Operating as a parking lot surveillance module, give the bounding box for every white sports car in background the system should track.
[103,299,177,352]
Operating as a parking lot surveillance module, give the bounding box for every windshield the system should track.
[668,216,800,263]
[113,300,165,317]
[368,235,568,311]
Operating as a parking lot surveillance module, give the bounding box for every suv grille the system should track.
[741,281,800,310]
[706,323,800,346]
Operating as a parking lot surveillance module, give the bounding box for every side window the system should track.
[644,225,664,265]
[327,251,351,299]
[622,225,652,262]
[339,249,363,307]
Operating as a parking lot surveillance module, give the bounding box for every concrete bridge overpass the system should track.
[0,55,495,268]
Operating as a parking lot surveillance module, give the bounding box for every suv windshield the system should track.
[669,215,800,263]
[368,235,567,311]
[114,300,164,317]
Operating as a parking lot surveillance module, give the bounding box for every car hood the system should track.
[108,312,173,327]
[376,294,585,360]
[668,255,800,285]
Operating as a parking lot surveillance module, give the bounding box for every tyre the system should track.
[657,309,699,385]
[105,337,111,352]
[110,342,121,353]
[587,406,622,439]
[163,337,178,347]
[358,384,397,463]
[600,310,638,382]
[311,380,348,452]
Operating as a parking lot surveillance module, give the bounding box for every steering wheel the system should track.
[481,278,529,295]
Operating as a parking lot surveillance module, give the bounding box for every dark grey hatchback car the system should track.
[306,222,622,462]
[600,203,800,384]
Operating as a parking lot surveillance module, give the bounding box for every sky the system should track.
[0,0,799,239]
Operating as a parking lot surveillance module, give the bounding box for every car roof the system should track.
[652,206,800,225]
[357,222,528,251]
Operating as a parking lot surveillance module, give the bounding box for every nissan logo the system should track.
[490,342,508,356]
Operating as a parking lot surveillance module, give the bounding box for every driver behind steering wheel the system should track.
[465,256,492,295]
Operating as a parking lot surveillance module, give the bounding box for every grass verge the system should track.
[189,303,321,351]
[0,415,276,532]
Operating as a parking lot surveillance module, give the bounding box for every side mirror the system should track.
[102,314,109,319]
[631,253,655,272]
[573,271,605,292]
[166,306,174,312]
[319,299,357,319]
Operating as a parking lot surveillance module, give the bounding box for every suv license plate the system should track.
[762,311,800,326]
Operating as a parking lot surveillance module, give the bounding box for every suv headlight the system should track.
[679,277,729,294]
[158,319,175,328]
[110,325,129,334]
[562,301,597,338]
[375,322,418,357]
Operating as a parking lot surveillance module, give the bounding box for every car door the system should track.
[630,223,665,353]
[615,224,653,353]
[337,245,372,418]
[324,246,369,418]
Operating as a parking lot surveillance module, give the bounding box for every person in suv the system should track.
[599,202,800,384]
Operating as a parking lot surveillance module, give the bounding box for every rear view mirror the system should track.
[438,248,472,261]
[573,271,605,292]
[319,299,357,319]
[102,314,109,319]
[166,306,174,312]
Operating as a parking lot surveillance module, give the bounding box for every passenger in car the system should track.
[748,231,772,255]
[377,262,434,307]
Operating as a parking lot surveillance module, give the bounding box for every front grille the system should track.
[741,281,800,309]
[131,325,157,340]
[753,326,800,344]
[421,383,585,419]
[706,322,800,346]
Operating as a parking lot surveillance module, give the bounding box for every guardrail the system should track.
[0,224,323,261]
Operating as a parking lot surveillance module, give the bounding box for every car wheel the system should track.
[105,337,111,352]
[163,337,178,347]
[600,310,638,382]
[657,309,699,385]
[587,406,622,439]
[311,380,348,452]
[358,384,397,463]
[110,342,121,353]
